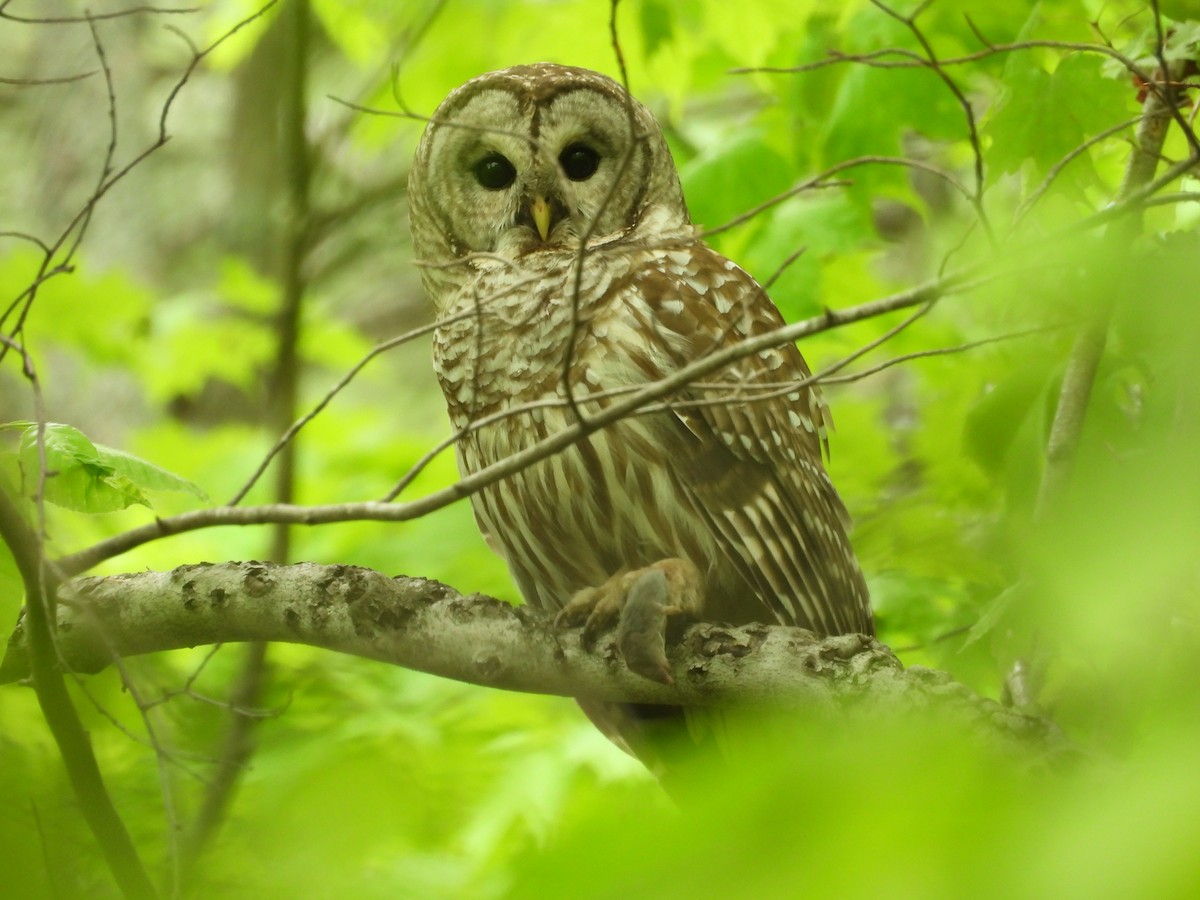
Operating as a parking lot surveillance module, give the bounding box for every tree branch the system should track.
[1034,56,1184,521]
[52,269,981,576]
[1,562,1069,759]
[182,0,313,876]
[0,490,157,900]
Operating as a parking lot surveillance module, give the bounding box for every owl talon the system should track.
[581,579,629,648]
[556,571,629,648]
[555,559,702,683]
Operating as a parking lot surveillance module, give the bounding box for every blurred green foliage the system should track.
[1,0,1199,897]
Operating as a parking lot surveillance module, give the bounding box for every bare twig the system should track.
[699,157,966,240]
[1147,0,1200,159]
[1012,116,1144,229]
[867,0,992,243]
[732,37,1153,85]
[0,1,280,360]
[63,13,121,266]
[1007,39,1192,711]
[0,4,196,24]
[0,69,97,85]
[55,268,985,576]
[819,324,1064,386]
[560,0,644,427]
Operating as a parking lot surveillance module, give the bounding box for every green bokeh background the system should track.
[2,0,1198,896]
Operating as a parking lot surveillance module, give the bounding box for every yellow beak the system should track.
[530,196,552,241]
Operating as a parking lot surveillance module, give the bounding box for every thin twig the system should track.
[698,156,967,240]
[1035,53,1184,523]
[0,4,195,24]
[560,0,644,428]
[1012,34,1191,710]
[1012,115,1144,229]
[818,324,1064,386]
[55,268,991,576]
[732,37,1152,85]
[867,0,993,243]
[0,69,97,85]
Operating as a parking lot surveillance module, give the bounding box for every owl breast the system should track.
[431,243,738,614]
[433,250,626,423]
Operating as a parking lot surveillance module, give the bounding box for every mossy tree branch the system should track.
[2,561,1070,763]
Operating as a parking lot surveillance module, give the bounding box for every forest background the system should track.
[2,0,1198,897]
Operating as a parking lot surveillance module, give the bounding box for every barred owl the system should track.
[408,64,872,758]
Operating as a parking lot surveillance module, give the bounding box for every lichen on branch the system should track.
[2,561,1069,762]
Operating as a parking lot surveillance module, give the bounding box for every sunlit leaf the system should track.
[640,0,674,57]
[16,423,207,513]
[985,54,1132,179]
[680,131,792,229]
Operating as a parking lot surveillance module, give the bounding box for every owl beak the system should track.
[529,196,553,241]
[517,194,568,243]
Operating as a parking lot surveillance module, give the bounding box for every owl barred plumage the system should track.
[408,64,872,750]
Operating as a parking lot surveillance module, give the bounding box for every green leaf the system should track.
[963,366,1050,478]
[640,0,674,57]
[1158,0,1200,21]
[680,131,792,229]
[17,423,208,514]
[95,444,211,503]
[18,424,146,513]
[963,582,1019,647]
[739,193,874,318]
[985,54,1132,178]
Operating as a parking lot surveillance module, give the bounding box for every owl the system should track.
[408,63,872,759]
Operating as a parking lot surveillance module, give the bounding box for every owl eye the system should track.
[559,143,600,181]
[473,153,516,190]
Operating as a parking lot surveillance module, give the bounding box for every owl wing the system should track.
[624,243,873,636]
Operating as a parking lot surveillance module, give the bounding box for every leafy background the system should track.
[1,0,1198,896]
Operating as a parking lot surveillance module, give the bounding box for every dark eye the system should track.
[473,153,516,190]
[559,143,600,181]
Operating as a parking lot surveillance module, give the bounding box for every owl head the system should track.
[408,63,691,297]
